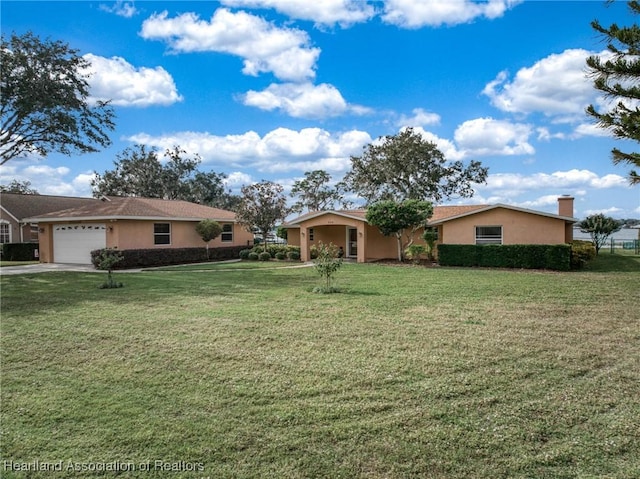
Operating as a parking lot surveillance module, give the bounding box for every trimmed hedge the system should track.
[90,245,246,270]
[1,243,39,261]
[438,244,571,271]
[570,240,596,270]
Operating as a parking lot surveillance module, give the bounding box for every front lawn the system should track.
[1,263,638,478]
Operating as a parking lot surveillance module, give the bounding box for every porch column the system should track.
[300,227,311,262]
[357,225,366,263]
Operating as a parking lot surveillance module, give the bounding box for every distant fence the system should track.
[608,239,640,254]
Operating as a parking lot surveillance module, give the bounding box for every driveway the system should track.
[0,264,140,275]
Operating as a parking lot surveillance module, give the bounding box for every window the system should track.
[476,226,502,244]
[30,223,39,242]
[309,228,314,241]
[0,222,10,244]
[221,223,233,242]
[154,223,171,245]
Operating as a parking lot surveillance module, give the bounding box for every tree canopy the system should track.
[0,179,39,194]
[366,199,433,261]
[92,145,238,208]
[579,213,623,254]
[290,170,349,213]
[586,1,640,184]
[235,181,289,251]
[344,127,488,205]
[0,32,115,165]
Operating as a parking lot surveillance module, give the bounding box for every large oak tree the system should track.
[92,145,238,208]
[343,127,488,205]
[1,32,115,164]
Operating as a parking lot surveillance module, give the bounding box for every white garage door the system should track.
[53,224,107,264]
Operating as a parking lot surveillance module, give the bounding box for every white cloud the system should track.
[99,1,138,18]
[484,169,628,192]
[220,0,375,27]
[409,127,464,161]
[243,82,370,119]
[397,108,441,128]
[1,162,93,197]
[83,54,182,107]
[140,8,320,82]
[127,127,372,172]
[482,49,605,122]
[583,206,624,216]
[572,122,613,139]
[382,0,522,28]
[454,118,534,156]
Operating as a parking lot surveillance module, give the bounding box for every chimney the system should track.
[558,195,574,218]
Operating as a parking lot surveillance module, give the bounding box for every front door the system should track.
[347,228,358,258]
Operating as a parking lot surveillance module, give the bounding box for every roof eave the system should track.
[24,215,238,223]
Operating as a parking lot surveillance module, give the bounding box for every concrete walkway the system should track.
[0,263,140,275]
[0,260,314,275]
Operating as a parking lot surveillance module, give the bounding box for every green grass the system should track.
[1,258,639,478]
[151,260,305,271]
[0,261,39,267]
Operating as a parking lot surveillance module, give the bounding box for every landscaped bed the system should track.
[1,256,638,478]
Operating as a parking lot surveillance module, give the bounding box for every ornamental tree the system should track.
[195,220,222,259]
[579,213,623,254]
[344,127,488,204]
[1,32,115,164]
[366,199,433,261]
[586,1,640,184]
[235,181,289,252]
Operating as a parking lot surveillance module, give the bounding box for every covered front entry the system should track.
[286,210,400,263]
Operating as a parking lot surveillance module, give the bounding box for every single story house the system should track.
[24,196,253,264]
[1,193,96,244]
[284,196,576,263]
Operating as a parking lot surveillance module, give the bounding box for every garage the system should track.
[53,224,106,264]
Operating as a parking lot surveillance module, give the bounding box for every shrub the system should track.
[239,249,252,260]
[287,250,301,261]
[247,252,259,261]
[275,252,286,260]
[571,240,597,269]
[1,243,39,261]
[437,244,571,271]
[90,245,246,269]
[258,251,271,261]
[309,244,319,259]
[404,244,426,264]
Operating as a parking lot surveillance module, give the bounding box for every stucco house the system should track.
[284,196,576,263]
[1,193,96,245]
[24,196,253,264]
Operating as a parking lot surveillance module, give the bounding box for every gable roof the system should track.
[427,203,576,225]
[0,193,97,222]
[285,203,576,227]
[285,205,488,227]
[23,196,238,223]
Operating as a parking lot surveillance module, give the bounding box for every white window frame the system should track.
[154,223,171,245]
[221,223,233,242]
[475,225,502,245]
[0,221,11,244]
[309,228,314,241]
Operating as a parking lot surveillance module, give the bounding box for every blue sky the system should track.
[1,0,639,219]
